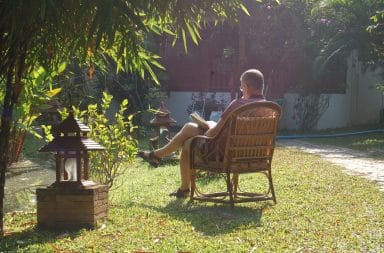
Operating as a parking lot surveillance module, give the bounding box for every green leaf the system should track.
[45,88,62,97]
[171,36,177,47]
[186,22,198,45]
[31,130,43,139]
[162,27,175,36]
[28,114,40,125]
[33,67,46,79]
[239,4,250,16]
[182,28,188,53]
[143,60,159,84]
[194,24,201,40]
[140,67,145,79]
[38,104,52,110]
[150,25,161,35]
[149,58,165,70]
[57,62,67,74]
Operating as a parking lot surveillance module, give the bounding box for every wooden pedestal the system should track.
[36,182,108,229]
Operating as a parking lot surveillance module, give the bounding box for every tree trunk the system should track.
[0,66,14,237]
[14,130,26,164]
[8,126,26,166]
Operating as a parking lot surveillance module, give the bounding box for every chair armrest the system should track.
[189,134,215,147]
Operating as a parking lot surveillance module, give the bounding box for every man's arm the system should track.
[204,99,237,137]
[205,118,225,137]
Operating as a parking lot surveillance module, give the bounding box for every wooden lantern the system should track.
[150,102,177,135]
[40,111,104,188]
[149,102,176,148]
[37,112,108,229]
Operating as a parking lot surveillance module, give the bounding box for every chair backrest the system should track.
[223,101,281,166]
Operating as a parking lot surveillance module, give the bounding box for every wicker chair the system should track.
[189,101,282,206]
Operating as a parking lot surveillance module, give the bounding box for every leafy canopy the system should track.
[310,0,384,74]
[0,0,250,84]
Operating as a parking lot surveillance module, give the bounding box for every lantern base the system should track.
[48,180,98,189]
[36,182,108,229]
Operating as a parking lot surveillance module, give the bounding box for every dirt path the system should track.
[5,159,55,213]
[278,139,384,191]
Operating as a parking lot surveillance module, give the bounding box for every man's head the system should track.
[240,69,264,97]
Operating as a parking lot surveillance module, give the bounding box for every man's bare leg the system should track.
[137,122,200,167]
[178,138,193,190]
[153,122,200,158]
[167,138,193,198]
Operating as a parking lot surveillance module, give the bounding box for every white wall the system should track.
[280,93,351,130]
[347,51,384,126]
[165,51,384,130]
[280,51,384,130]
[279,93,298,129]
[317,94,351,129]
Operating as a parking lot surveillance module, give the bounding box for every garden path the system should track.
[5,159,55,213]
[278,139,384,191]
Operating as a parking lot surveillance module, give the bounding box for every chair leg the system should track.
[267,170,277,204]
[232,173,239,198]
[190,170,196,199]
[226,171,234,207]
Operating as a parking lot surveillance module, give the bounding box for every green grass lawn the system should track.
[2,147,384,252]
[304,132,384,159]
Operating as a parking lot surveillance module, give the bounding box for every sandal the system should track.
[169,188,190,199]
[137,150,161,167]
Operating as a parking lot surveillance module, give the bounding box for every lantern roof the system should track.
[40,111,104,152]
[40,136,105,152]
[150,115,176,125]
[150,102,176,125]
[156,102,170,115]
[53,111,90,134]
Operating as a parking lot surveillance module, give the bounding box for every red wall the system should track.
[161,25,238,93]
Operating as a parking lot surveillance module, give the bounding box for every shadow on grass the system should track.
[140,200,273,236]
[1,226,82,252]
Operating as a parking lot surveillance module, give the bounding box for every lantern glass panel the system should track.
[64,158,77,181]
[160,126,169,135]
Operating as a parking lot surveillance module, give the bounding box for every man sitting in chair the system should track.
[138,69,267,198]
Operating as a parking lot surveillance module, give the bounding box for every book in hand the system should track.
[190,112,210,130]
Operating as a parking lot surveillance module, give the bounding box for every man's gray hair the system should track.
[240,69,264,92]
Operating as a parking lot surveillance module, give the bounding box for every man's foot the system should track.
[169,188,190,199]
[137,150,161,167]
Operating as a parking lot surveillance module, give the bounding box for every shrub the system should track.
[43,92,138,189]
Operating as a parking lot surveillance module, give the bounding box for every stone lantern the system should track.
[149,102,176,149]
[36,112,108,229]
